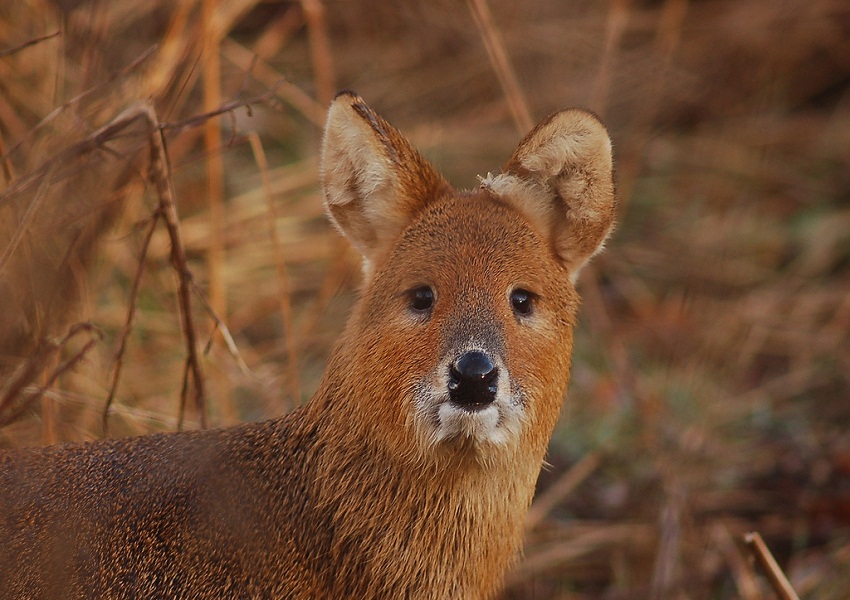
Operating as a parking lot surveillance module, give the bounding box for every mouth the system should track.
[447,390,497,412]
[436,401,502,443]
[413,355,524,450]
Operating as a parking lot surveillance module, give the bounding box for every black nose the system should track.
[448,351,499,410]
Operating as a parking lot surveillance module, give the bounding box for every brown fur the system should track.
[0,92,615,599]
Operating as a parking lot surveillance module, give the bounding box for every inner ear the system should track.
[483,108,615,280]
[320,92,450,273]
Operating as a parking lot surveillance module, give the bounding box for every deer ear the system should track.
[321,92,450,275]
[482,109,615,281]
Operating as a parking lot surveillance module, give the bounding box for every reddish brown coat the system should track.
[0,92,615,599]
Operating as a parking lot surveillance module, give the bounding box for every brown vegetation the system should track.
[1,0,848,597]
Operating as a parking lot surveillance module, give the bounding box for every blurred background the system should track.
[1,0,849,597]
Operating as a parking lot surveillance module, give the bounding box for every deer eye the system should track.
[510,288,535,316]
[408,286,435,312]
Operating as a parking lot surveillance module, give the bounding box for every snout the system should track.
[448,351,499,411]
[412,348,524,447]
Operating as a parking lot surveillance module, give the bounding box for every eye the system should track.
[510,288,535,316]
[408,286,435,312]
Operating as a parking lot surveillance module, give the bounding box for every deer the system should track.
[0,92,615,599]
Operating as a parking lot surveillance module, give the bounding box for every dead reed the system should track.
[1,0,848,597]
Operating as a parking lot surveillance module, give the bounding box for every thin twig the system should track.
[190,280,252,377]
[744,532,801,600]
[159,82,285,133]
[103,210,162,434]
[3,93,278,431]
[143,105,208,430]
[88,101,211,430]
[712,523,763,600]
[0,82,274,204]
[178,356,193,432]
[0,345,57,423]
[0,102,154,206]
[0,31,61,59]
[0,324,102,428]
[466,0,533,134]
[0,44,158,167]
[3,90,283,430]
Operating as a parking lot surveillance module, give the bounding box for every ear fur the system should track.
[481,109,615,281]
[320,92,450,276]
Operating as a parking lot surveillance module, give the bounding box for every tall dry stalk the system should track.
[466,0,533,133]
[201,0,233,424]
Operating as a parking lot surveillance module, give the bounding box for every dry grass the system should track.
[1,0,849,597]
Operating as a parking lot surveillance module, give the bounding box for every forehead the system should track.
[389,192,560,286]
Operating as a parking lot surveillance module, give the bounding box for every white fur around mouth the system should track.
[412,356,525,450]
[435,401,508,445]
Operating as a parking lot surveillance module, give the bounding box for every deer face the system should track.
[349,194,577,460]
[321,92,614,465]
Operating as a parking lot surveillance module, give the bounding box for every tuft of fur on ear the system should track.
[320,92,450,276]
[481,109,615,281]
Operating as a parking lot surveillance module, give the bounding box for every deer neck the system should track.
[303,361,539,598]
